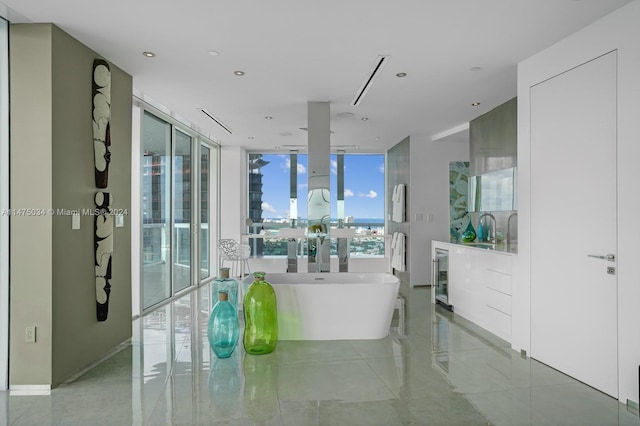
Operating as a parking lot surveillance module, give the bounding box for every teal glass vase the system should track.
[477,219,484,242]
[213,268,239,311]
[208,291,240,359]
[243,272,278,355]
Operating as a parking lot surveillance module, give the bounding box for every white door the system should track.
[530,51,618,397]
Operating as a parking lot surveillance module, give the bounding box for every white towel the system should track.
[392,184,405,223]
[391,232,398,268]
[391,232,405,271]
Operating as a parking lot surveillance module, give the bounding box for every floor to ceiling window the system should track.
[139,107,218,312]
[247,152,385,257]
[341,153,385,257]
[200,145,212,280]
[172,130,191,293]
[142,113,172,307]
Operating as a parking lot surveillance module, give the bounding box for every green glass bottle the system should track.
[243,272,278,355]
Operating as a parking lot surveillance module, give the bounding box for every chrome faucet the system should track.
[478,212,496,243]
[507,212,518,250]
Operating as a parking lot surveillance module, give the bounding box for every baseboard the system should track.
[10,385,51,396]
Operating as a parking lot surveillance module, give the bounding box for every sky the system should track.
[257,154,385,220]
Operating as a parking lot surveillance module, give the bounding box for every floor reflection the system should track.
[1,283,638,425]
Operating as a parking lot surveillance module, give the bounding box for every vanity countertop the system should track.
[436,240,518,255]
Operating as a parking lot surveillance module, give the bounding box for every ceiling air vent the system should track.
[199,108,232,134]
[350,55,390,106]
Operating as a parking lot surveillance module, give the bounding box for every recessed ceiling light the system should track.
[470,66,482,72]
[208,50,220,56]
[337,112,354,118]
[396,72,407,77]
[234,70,245,76]
[265,116,273,120]
[471,102,481,106]
[361,117,369,121]
[142,51,156,58]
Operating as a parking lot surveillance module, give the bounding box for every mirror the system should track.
[468,167,516,212]
[307,184,330,234]
[307,176,330,273]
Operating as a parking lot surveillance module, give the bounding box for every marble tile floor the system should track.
[1,282,639,426]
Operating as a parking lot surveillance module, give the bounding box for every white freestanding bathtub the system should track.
[241,272,400,340]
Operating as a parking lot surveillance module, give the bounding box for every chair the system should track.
[218,239,251,278]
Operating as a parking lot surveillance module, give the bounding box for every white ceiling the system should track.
[1,0,633,152]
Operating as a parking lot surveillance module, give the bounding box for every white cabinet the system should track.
[432,241,514,342]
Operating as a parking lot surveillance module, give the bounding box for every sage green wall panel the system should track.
[469,97,517,176]
[50,25,132,386]
[9,23,54,387]
[9,23,132,387]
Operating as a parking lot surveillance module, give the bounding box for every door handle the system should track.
[587,253,615,262]
[433,259,438,286]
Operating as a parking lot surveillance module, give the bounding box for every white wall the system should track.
[516,0,640,404]
[409,135,469,287]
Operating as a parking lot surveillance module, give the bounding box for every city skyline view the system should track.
[257,154,385,221]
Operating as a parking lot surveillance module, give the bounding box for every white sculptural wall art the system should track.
[92,58,113,321]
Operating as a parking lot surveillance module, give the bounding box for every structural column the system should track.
[307,101,330,272]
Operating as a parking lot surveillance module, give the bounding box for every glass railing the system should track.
[246,221,386,257]
[142,222,208,269]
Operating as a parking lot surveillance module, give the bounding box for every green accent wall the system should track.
[10,23,132,387]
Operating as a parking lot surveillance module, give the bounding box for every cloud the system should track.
[331,159,338,175]
[344,189,355,197]
[261,202,277,213]
[364,190,378,198]
[298,183,308,189]
[282,158,306,174]
[378,163,384,173]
